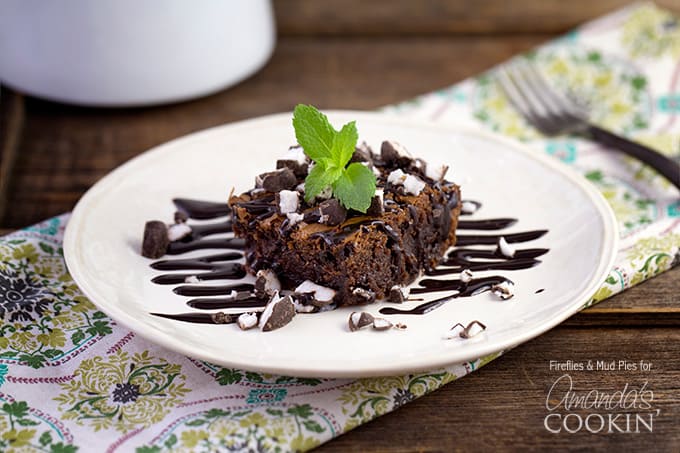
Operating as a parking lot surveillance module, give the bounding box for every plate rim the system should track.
[64,110,619,377]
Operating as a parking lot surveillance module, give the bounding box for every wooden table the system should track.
[1,1,678,450]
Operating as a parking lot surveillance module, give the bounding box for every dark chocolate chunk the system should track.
[351,287,376,304]
[388,286,408,303]
[302,209,322,223]
[211,312,236,324]
[174,211,189,224]
[366,195,384,217]
[277,159,308,178]
[260,295,296,332]
[350,147,373,164]
[348,311,374,331]
[381,140,412,167]
[142,221,169,259]
[318,199,347,226]
[254,269,281,298]
[293,293,321,312]
[257,168,298,192]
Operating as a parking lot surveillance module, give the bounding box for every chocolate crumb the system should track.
[259,294,296,332]
[254,269,281,298]
[257,168,298,192]
[380,140,412,167]
[174,211,188,224]
[491,281,514,300]
[211,312,235,324]
[350,146,373,164]
[366,195,384,217]
[142,220,169,259]
[348,311,374,331]
[277,159,308,178]
[351,287,376,304]
[394,323,408,330]
[318,199,347,226]
[388,285,410,303]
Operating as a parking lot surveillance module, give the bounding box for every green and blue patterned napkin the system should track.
[0,4,678,451]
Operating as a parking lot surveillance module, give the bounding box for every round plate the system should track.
[64,111,618,378]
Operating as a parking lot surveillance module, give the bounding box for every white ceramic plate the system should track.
[64,111,617,378]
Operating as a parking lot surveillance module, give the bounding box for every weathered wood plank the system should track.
[274,0,680,36]
[318,326,680,451]
[0,90,24,223]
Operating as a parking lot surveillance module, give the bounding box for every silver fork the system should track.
[497,60,680,191]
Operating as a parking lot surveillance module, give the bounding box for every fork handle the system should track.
[587,124,680,191]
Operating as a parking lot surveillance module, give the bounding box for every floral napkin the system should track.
[0,3,678,452]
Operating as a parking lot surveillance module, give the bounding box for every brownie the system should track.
[230,141,461,306]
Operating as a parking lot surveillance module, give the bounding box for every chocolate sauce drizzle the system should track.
[377,200,549,316]
[173,198,231,219]
[148,198,549,324]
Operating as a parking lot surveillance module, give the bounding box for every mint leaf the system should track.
[332,163,376,212]
[304,163,341,202]
[293,104,376,212]
[332,121,358,167]
[293,105,335,161]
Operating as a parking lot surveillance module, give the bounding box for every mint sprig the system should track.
[292,104,376,212]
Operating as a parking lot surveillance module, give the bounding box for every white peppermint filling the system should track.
[295,183,306,193]
[425,162,448,181]
[167,223,192,242]
[461,201,479,214]
[352,287,373,299]
[403,174,426,195]
[388,169,425,195]
[283,146,307,165]
[460,269,473,283]
[237,312,258,330]
[184,275,200,284]
[492,281,515,300]
[293,300,316,313]
[294,280,336,302]
[375,188,384,204]
[256,269,281,294]
[278,190,299,214]
[387,169,407,185]
[497,236,516,258]
[286,212,304,226]
[372,318,393,330]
